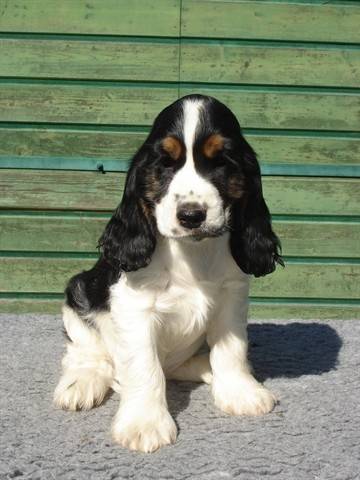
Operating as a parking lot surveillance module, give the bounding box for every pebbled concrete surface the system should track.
[0,315,359,480]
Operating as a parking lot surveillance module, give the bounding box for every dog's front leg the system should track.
[108,298,177,453]
[207,280,277,416]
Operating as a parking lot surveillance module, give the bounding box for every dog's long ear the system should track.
[98,154,157,272]
[230,139,283,277]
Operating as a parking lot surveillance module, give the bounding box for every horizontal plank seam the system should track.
[0,251,359,263]
[0,123,359,138]
[0,77,180,87]
[1,78,360,93]
[179,37,360,50]
[0,292,359,306]
[179,36,360,48]
[1,32,360,49]
[1,160,359,178]
[0,32,182,41]
[0,122,150,132]
[250,297,360,306]
[1,210,359,222]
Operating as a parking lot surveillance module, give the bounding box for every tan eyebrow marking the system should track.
[203,133,225,158]
[162,136,182,160]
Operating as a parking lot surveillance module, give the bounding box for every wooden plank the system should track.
[0,38,179,82]
[249,302,360,320]
[0,170,126,211]
[0,0,180,37]
[181,42,360,88]
[0,83,178,126]
[0,256,96,294]
[1,214,359,259]
[1,257,359,300]
[0,214,107,253]
[179,86,360,131]
[252,262,360,300]
[1,297,359,319]
[251,134,360,168]
[1,170,359,215]
[1,83,358,130]
[263,177,360,217]
[1,128,359,168]
[181,1,360,43]
[0,127,146,162]
[274,220,360,259]
[0,297,63,315]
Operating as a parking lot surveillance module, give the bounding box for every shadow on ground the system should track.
[167,322,342,422]
[248,322,342,381]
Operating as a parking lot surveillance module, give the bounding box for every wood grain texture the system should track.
[180,42,360,88]
[251,134,360,168]
[0,214,107,253]
[0,0,180,36]
[274,220,360,259]
[0,297,63,314]
[0,127,146,162]
[0,256,95,294]
[0,170,125,211]
[179,86,360,131]
[262,177,360,216]
[1,83,358,130]
[0,83,178,125]
[2,37,358,88]
[0,297,358,319]
[253,261,360,300]
[1,257,359,300]
[1,214,359,259]
[249,302,360,320]
[1,170,359,215]
[0,38,179,82]
[1,128,359,168]
[181,0,360,43]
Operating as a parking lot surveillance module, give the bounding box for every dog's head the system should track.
[99,94,283,276]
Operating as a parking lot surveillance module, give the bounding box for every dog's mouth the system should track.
[169,223,228,242]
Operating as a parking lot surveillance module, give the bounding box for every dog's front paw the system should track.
[54,369,110,411]
[112,404,177,453]
[212,376,277,416]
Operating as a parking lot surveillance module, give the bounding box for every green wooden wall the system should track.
[0,0,359,319]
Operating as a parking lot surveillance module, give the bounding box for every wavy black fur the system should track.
[229,139,284,277]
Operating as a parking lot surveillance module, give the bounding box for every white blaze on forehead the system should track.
[183,99,203,165]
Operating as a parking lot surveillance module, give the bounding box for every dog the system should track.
[54,94,283,453]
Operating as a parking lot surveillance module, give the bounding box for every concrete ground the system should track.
[1,314,359,480]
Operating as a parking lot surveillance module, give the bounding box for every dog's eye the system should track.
[211,154,227,167]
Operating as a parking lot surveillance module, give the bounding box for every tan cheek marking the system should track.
[228,175,245,199]
[162,136,182,160]
[203,133,225,158]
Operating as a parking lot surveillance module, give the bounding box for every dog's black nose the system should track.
[177,203,207,229]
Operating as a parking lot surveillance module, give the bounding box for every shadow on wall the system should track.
[248,322,342,381]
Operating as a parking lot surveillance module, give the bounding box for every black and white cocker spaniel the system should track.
[54,94,283,452]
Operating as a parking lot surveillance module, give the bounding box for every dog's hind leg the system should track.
[166,354,212,384]
[54,306,114,411]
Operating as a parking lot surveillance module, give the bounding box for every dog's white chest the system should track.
[155,279,215,371]
[153,238,223,370]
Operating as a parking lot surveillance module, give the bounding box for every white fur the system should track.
[55,235,276,452]
[54,98,276,452]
